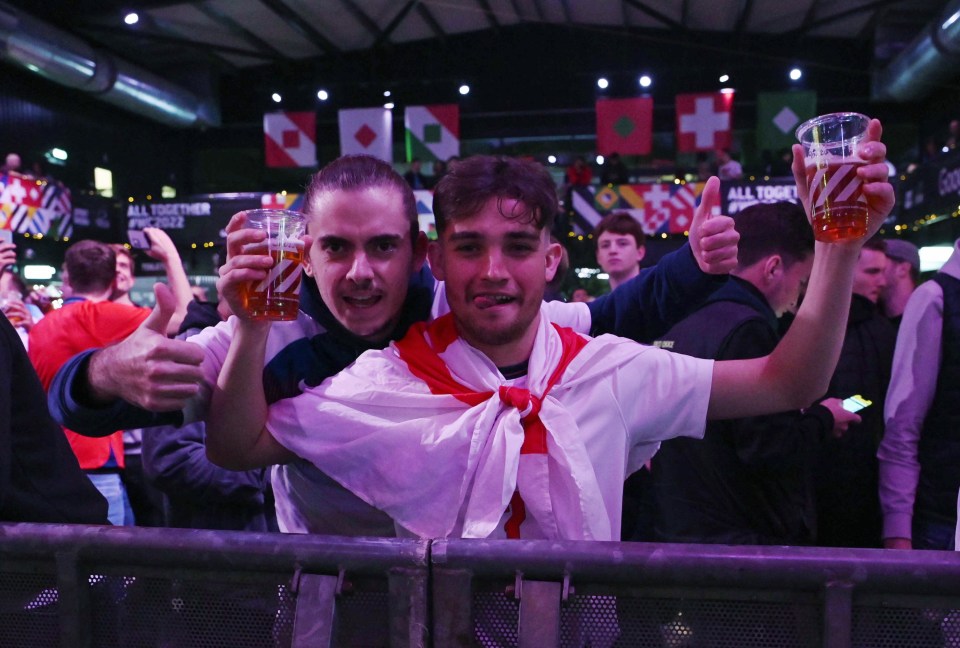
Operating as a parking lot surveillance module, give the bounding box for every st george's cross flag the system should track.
[596,98,653,155]
[339,107,393,162]
[264,111,316,168]
[757,91,816,150]
[675,92,734,153]
[405,105,460,162]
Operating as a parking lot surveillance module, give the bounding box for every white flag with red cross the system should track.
[264,111,316,168]
[675,92,734,153]
[338,107,393,162]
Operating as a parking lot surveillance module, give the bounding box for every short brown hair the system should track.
[733,202,814,269]
[592,212,645,249]
[64,240,116,294]
[110,243,134,265]
[304,155,418,243]
[432,155,558,233]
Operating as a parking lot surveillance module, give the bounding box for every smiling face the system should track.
[113,249,134,297]
[428,197,562,367]
[305,186,425,342]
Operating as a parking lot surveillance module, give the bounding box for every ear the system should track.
[544,239,563,283]
[302,237,314,277]
[412,231,428,273]
[762,254,783,282]
[636,243,646,264]
[427,239,445,281]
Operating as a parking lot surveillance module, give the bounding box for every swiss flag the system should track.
[675,92,734,153]
[264,111,317,168]
[596,98,653,156]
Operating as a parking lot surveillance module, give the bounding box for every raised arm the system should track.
[205,213,295,470]
[708,119,895,419]
[143,227,194,335]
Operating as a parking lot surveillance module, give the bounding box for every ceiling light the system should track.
[124,12,139,25]
[720,87,735,95]
[596,155,605,165]
[597,77,609,89]
[271,92,282,103]
[547,155,557,164]
[719,74,730,83]
[459,84,470,96]
[317,89,329,101]
[638,75,652,88]
[789,68,803,81]
[383,90,391,97]
[384,102,395,110]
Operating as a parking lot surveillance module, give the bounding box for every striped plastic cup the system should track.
[796,112,871,242]
[240,209,307,321]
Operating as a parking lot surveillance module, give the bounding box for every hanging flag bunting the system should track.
[264,111,316,168]
[757,91,817,151]
[676,92,734,153]
[405,105,460,162]
[339,107,393,162]
[568,182,704,235]
[595,98,653,156]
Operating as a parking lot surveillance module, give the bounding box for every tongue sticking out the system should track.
[474,294,511,309]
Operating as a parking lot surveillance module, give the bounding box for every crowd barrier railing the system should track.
[2,524,960,647]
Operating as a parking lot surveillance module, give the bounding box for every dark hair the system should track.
[110,243,134,264]
[64,240,117,294]
[592,212,645,248]
[0,268,28,297]
[432,155,558,233]
[862,236,887,254]
[733,202,814,269]
[304,155,418,242]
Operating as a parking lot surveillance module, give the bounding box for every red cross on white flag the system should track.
[675,92,734,153]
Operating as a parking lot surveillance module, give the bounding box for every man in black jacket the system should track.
[650,202,857,545]
[0,314,107,524]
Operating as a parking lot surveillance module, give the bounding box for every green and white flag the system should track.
[404,105,459,162]
[757,91,816,150]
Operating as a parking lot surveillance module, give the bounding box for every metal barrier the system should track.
[2,524,960,647]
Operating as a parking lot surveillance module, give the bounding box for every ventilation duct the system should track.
[873,0,960,102]
[0,2,220,128]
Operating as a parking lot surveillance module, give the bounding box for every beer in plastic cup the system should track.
[795,112,870,242]
[239,209,306,321]
[0,290,25,327]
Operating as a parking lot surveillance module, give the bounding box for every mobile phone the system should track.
[127,229,151,250]
[842,394,873,413]
[0,229,12,245]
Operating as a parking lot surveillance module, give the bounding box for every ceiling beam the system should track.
[622,0,684,31]
[531,0,546,22]
[734,0,754,36]
[798,0,822,35]
[558,0,572,24]
[258,0,341,55]
[508,0,525,23]
[416,2,447,42]
[475,0,501,30]
[195,2,286,58]
[338,0,384,40]
[800,0,902,34]
[84,23,271,64]
[373,0,421,48]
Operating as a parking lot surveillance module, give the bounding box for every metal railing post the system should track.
[388,566,429,647]
[431,568,474,647]
[823,581,854,648]
[55,550,89,648]
[291,571,341,648]
[518,578,562,648]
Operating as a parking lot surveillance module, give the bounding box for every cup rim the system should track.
[243,208,305,222]
[795,112,870,142]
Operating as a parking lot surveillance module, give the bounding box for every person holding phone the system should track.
[648,202,860,546]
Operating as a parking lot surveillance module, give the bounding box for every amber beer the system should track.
[796,112,870,242]
[240,241,305,321]
[240,209,307,321]
[805,157,868,242]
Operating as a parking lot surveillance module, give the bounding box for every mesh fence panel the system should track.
[0,571,60,648]
[853,605,960,648]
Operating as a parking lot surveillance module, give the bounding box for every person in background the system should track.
[717,149,743,180]
[1,152,21,174]
[881,239,921,329]
[29,240,151,526]
[403,158,429,190]
[593,212,646,291]
[430,159,448,188]
[815,237,897,548]
[600,152,630,185]
[879,238,960,550]
[650,201,858,545]
[571,287,593,303]
[565,156,593,187]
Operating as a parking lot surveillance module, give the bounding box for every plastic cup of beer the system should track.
[240,209,306,321]
[0,290,25,327]
[795,112,871,242]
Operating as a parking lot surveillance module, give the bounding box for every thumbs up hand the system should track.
[86,282,206,411]
[689,176,739,275]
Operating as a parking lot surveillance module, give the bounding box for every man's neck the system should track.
[72,289,112,303]
[607,266,640,292]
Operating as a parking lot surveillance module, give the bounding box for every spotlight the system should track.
[317,89,329,101]
[459,84,470,96]
[789,68,803,81]
[597,77,609,89]
[639,75,652,88]
[719,74,730,83]
[547,155,557,164]
[271,92,282,103]
[124,12,139,25]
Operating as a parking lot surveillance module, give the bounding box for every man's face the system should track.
[305,186,425,342]
[768,255,814,317]
[596,231,643,277]
[852,248,888,303]
[114,253,134,296]
[428,197,562,364]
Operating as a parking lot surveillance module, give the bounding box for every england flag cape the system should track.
[266,307,711,540]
